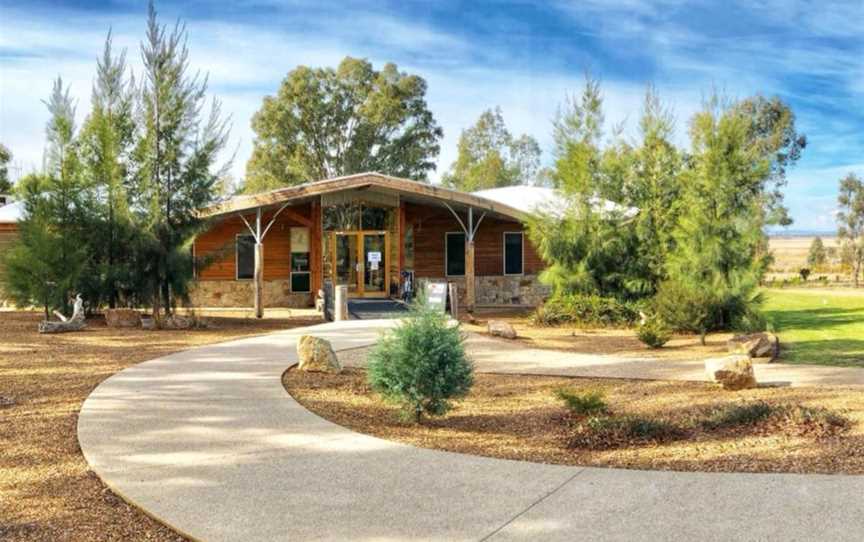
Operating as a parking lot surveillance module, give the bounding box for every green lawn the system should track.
[763,288,864,367]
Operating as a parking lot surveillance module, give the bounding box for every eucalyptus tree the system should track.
[837,173,864,287]
[442,107,541,191]
[245,56,442,192]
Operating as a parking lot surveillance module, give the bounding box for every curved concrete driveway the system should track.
[79,320,864,541]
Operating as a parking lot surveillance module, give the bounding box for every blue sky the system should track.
[1,1,862,232]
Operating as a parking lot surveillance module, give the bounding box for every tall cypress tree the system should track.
[132,1,229,316]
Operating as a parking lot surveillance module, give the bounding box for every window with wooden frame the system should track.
[503,232,524,275]
[445,232,466,277]
[290,227,311,292]
[236,234,255,280]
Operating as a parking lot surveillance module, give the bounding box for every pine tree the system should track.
[79,31,136,308]
[2,175,84,318]
[131,1,229,317]
[660,97,770,336]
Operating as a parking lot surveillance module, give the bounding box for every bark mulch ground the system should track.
[285,348,864,475]
[460,309,733,360]
[0,311,319,542]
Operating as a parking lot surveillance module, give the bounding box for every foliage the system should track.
[441,107,541,191]
[5,80,91,316]
[555,389,608,417]
[636,313,671,348]
[131,1,230,317]
[837,173,864,287]
[367,305,473,422]
[662,97,775,337]
[799,268,811,281]
[2,178,85,318]
[654,278,764,343]
[0,143,11,193]
[531,293,642,327]
[701,402,773,430]
[570,415,686,449]
[807,236,827,268]
[77,30,138,309]
[245,56,442,192]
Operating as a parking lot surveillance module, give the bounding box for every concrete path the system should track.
[79,320,864,542]
[459,333,864,387]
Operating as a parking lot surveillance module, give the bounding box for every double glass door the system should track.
[333,231,388,297]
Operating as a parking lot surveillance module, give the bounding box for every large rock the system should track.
[487,320,517,340]
[105,309,141,328]
[297,335,341,373]
[727,332,779,361]
[705,355,757,390]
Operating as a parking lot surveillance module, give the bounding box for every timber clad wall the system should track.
[195,204,312,281]
[404,203,543,279]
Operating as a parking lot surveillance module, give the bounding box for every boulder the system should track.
[162,315,192,330]
[487,320,517,340]
[105,309,141,328]
[727,332,779,360]
[705,355,757,391]
[297,335,341,373]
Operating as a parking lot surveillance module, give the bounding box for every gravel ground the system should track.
[284,348,864,474]
[0,311,320,542]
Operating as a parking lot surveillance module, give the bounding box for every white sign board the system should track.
[425,281,447,312]
[367,251,382,263]
[370,261,379,271]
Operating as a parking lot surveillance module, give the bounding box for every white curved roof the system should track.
[0,201,23,223]
[472,185,633,217]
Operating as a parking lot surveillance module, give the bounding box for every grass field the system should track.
[767,235,840,273]
[764,288,864,367]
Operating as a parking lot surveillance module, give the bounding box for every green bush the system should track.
[532,293,642,327]
[701,402,773,430]
[556,389,608,417]
[637,313,671,348]
[653,279,764,341]
[367,305,473,422]
[570,415,686,449]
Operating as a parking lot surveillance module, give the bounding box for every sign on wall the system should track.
[426,281,447,312]
[290,227,309,252]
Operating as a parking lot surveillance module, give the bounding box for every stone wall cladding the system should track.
[189,280,312,308]
[416,275,549,307]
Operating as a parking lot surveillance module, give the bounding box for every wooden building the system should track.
[192,172,552,315]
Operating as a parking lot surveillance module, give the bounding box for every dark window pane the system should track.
[504,233,523,275]
[291,272,311,292]
[361,207,387,230]
[236,235,255,280]
[291,252,310,272]
[446,233,465,276]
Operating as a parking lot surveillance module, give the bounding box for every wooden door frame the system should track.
[330,230,390,298]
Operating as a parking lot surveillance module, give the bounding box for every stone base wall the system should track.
[189,280,312,308]
[416,275,550,307]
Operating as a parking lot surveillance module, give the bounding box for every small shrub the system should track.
[532,293,642,327]
[799,268,811,281]
[778,406,849,437]
[569,415,686,449]
[556,388,608,417]
[637,313,671,348]
[367,305,473,422]
[701,402,774,430]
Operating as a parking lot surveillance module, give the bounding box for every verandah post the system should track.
[254,207,263,318]
[465,208,476,312]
